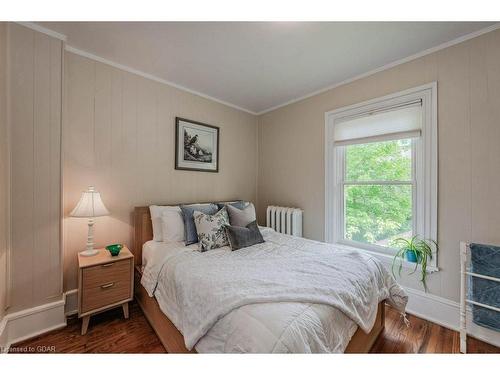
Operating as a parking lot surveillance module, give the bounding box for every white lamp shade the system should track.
[70,186,110,218]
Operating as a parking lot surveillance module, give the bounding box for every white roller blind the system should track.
[334,101,422,146]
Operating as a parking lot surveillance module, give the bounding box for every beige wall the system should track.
[258,29,500,301]
[0,23,8,319]
[4,23,500,312]
[7,23,63,312]
[63,52,258,291]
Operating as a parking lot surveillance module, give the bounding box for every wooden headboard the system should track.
[134,206,153,267]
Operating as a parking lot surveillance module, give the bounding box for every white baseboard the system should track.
[405,287,500,348]
[64,289,78,316]
[0,297,66,352]
[0,316,8,353]
[405,287,460,330]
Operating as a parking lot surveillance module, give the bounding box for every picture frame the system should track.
[175,117,219,172]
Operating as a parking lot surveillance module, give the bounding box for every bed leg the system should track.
[122,302,129,319]
[81,316,90,335]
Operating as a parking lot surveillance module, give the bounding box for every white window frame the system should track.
[325,83,438,270]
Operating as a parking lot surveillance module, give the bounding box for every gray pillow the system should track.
[225,221,264,251]
[216,200,246,210]
[226,203,256,227]
[180,203,218,245]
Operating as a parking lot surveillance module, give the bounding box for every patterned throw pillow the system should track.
[193,207,230,251]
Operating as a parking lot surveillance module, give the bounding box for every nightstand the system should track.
[77,247,134,335]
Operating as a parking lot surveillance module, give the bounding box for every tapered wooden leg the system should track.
[81,316,90,335]
[122,302,129,319]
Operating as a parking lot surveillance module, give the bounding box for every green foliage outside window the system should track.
[345,139,413,246]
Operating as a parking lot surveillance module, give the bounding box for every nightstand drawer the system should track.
[82,259,131,289]
[78,247,134,334]
[81,279,131,313]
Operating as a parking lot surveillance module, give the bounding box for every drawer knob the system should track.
[100,282,115,289]
[101,263,113,268]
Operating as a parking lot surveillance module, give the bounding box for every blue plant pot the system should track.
[405,250,421,263]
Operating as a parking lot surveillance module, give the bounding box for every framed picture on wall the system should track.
[175,117,219,172]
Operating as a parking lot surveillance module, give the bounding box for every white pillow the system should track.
[149,205,181,242]
[161,209,185,242]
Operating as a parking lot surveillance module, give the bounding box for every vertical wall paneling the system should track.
[10,24,35,311]
[469,36,490,243]
[435,41,471,298]
[0,22,9,318]
[8,23,62,312]
[50,36,63,298]
[63,52,258,291]
[484,31,500,241]
[257,28,500,302]
[33,31,51,306]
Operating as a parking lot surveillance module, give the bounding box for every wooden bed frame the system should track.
[132,205,385,353]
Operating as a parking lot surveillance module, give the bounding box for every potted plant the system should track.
[391,236,438,291]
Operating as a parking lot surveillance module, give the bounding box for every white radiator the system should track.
[266,206,303,237]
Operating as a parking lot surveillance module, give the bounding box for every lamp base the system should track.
[79,249,99,257]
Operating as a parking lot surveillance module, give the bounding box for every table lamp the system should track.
[70,186,110,256]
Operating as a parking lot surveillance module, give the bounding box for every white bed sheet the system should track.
[140,231,392,353]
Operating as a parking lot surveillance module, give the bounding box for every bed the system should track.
[132,205,407,353]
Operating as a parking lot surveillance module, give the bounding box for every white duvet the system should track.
[141,228,407,353]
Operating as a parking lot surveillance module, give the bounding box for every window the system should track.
[344,138,413,247]
[325,83,437,266]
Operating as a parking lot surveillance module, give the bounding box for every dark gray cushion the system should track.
[180,203,218,245]
[216,200,246,210]
[224,220,264,251]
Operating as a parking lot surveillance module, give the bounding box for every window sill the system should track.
[336,242,439,274]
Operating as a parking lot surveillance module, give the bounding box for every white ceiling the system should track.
[39,22,496,114]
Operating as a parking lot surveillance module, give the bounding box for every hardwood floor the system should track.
[9,302,166,353]
[371,304,498,353]
[9,301,499,353]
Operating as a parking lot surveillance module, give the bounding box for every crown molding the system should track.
[15,22,67,41]
[256,22,500,115]
[15,22,257,115]
[13,21,500,116]
[65,45,258,115]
